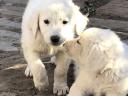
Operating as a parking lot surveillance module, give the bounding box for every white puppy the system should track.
[21,0,88,95]
[64,28,128,96]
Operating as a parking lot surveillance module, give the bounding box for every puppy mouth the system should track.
[62,43,69,52]
[51,42,62,46]
[51,40,65,46]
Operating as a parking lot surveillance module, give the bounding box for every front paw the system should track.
[53,83,69,96]
[31,64,49,91]
[33,75,49,91]
[25,65,33,77]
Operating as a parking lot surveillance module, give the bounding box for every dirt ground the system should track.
[0,0,128,96]
[0,51,74,96]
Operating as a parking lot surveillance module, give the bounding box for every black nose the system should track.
[50,35,60,45]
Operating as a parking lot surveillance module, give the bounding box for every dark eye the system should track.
[44,19,50,24]
[63,20,68,24]
[76,40,81,45]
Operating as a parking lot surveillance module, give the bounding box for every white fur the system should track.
[64,28,128,96]
[21,0,88,95]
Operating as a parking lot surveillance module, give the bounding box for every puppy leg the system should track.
[68,70,96,96]
[67,83,84,96]
[53,51,70,95]
[23,48,49,91]
[68,71,89,96]
[68,88,84,96]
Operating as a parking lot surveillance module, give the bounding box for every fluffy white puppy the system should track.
[21,0,88,95]
[64,28,128,96]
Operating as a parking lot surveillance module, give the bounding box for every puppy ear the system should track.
[100,63,121,82]
[31,14,40,39]
[69,1,88,35]
[101,59,128,82]
[74,10,89,35]
[23,8,41,39]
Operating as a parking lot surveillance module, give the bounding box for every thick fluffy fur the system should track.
[21,0,88,95]
[64,28,128,96]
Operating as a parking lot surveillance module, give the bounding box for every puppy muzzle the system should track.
[50,35,64,46]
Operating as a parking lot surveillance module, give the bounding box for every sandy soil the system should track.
[0,51,74,96]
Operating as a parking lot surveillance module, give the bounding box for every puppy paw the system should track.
[25,65,33,77]
[34,75,49,91]
[53,83,69,96]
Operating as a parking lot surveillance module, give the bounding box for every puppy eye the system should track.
[63,20,68,24]
[76,40,81,45]
[44,19,50,24]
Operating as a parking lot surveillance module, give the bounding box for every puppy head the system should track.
[27,0,89,46]
[63,35,85,62]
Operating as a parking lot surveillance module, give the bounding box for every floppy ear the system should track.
[74,9,89,35]
[68,1,88,35]
[24,8,41,39]
[100,62,121,82]
[30,13,40,39]
[76,13,89,35]
[100,59,128,82]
